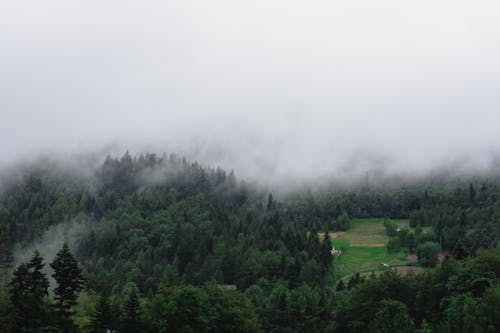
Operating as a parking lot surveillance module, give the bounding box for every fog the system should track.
[13,217,94,266]
[1,0,500,185]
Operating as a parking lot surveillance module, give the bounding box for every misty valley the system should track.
[0,152,499,333]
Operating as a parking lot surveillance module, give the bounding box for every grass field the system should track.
[328,218,417,280]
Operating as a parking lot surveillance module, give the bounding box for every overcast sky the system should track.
[1,0,500,183]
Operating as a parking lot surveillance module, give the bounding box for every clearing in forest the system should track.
[328,218,416,280]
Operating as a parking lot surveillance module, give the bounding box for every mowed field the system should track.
[327,218,416,280]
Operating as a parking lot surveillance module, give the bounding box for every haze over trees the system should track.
[2,0,500,331]
[0,153,498,332]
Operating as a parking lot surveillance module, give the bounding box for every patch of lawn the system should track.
[331,218,390,247]
[327,218,418,280]
[333,246,412,279]
[331,237,349,250]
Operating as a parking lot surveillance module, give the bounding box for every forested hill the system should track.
[0,152,499,332]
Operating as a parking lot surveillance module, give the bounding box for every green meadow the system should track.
[330,218,416,280]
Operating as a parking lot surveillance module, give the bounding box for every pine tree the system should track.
[0,210,13,288]
[8,251,51,330]
[51,243,84,330]
[453,240,470,260]
[320,231,333,271]
[8,263,31,308]
[27,250,49,301]
[406,232,416,253]
[8,263,31,330]
[267,193,276,212]
[89,295,113,333]
[123,290,141,333]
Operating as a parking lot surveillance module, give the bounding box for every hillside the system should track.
[0,154,499,332]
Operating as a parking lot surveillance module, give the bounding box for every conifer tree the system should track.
[8,251,51,330]
[8,263,30,308]
[51,243,84,330]
[123,290,141,333]
[267,193,276,211]
[27,250,49,301]
[89,295,113,333]
[336,280,346,291]
[320,231,333,270]
[0,211,13,288]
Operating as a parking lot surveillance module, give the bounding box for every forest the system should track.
[0,152,499,332]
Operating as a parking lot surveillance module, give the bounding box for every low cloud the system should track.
[1,0,499,185]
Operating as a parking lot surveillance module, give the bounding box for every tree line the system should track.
[0,152,498,331]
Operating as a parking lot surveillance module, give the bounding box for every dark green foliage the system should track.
[265,282,290,331]
[151,285,216,333]
[367,299,415,333]
[27,250,50,300]
[387,237,401,253]
[51,243,85,328]
[417,242,441,267]
[336,280,346,291]
[347,272,364,290]
[1,153,500,332]
[8,251,52,330]
[0,210,13,288]
[8,263,30,307]
[320,232,333,271]
[406,232,416,253]
[453,240,470,260]
[0,291,16,333]
[122,290,141,333]
[383,218,398,237]
[337,212,350,231]
[89,295,113,333]
[204,282,262,333]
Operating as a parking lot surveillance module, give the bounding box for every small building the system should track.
[331,247,342,256]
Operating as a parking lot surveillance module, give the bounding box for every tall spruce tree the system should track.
[320,231,333,271]
[123,290,141,333]
[51,243,84,330]
[8,251,51,330]
[27,250,49,301]
[89,295,113,333]
[0,210,13,288]
[8,263,31,330]
[8,263,30,308]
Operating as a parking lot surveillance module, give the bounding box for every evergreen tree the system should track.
[267,193,276,212]
[337,212,350,231]
[417,242,441,267]
[320,231,333,271]
[0,211,13,289]
[387,237,401,253]
[407,232,416,253]
[452,240,470,260]
[27,250,49,301]
[123,290,141,333]
[51,243,84,330]
[8,263,30,309]
[7,263,30,330]
[347,272,364,290]
[468,183,476,203]
[367,299,415,333]
[89,295,113,333]
[8,252,51,331]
